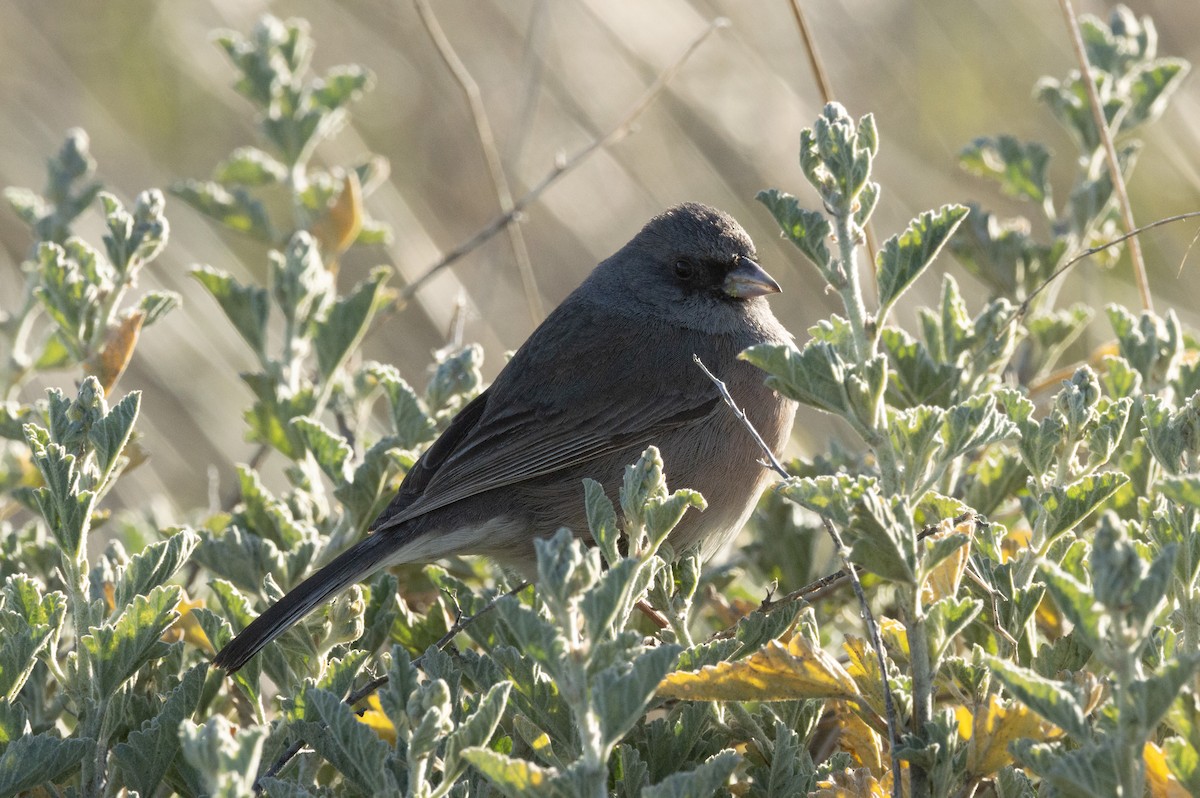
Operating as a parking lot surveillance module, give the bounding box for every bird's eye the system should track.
[674,259,695,280]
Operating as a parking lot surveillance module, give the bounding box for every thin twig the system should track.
[786,1,879,282]
[1017,210,1200,316]
[691,355,788,476]
[413,0,544,323]
[254,581,527,790]
[398,18,727,302]
[822,515,902,798]
[1057,0,1152,312]
[694,353,900,796]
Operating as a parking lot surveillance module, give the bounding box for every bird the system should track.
[213,202,797,672]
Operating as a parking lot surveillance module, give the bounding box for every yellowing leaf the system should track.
[659,634,860,702]
[835,701,884,774]
[1001,527,1032,564]
[961,694,1043,775]
[88,310,145,395]
[164,594,212,652]
[357,694,396,745]
[922,527,968,602]
[813,767,894,798]
[311,171,363,261]
[843,636,893,723]
[877,617,909,659]
[1145,742,1191,798]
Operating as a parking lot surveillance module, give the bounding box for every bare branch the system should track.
[413,0,543,323]
[399,18,728,302]
[1057,0,1152,311]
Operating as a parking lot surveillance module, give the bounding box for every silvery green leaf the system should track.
[1040,564,1105,652]
[365,363,436,449]
[173,179,274,242]
[1125,656,1199,739]
[462,746,568,798]
[889,405,945,489]
[427,344,485,420]
[778,474,876,527]
[314,265,389,381]
[110,662,207,798]
[291,416,352,484]
[960,135,1052,203]
[880,327,959,408]
[1099,355,1141,399]
[942,395,1019,460]
[0,733,93,796]
[755,189,833,277]
[89,389,140,488]
[335,437,406,534]
[113,527,198,609]
[1085,397,1132,469]
[987,657,1089,740]
[594,644,680,745]
[1025,472,1129,541]
[621,447,668,528]
[407,678,454,758]
[850,491,917,584]
[1124,59,1190,130]
[582,559,643,642]
[445,681,512,780]
[180,716,267,797]
[292,686,393,792]
[876,204,969,319]
[273,232,333,331]
[214,146,288,185]
[194,526,288,594]
[845,355,888,431]
[190,265,270,357]
[927,596,982,670]
[584,478,621,566]
[740,342,849,417]
[643,749,740,798]
[357,572,399,656]
[76,584,180,699]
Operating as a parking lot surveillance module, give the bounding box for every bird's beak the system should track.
[723,257,782,299]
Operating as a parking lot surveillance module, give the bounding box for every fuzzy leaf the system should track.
[191,266,270,357]
[0,733,93,796]
[643,750,740,798]
[113,528,199,609]
[1025,471,1129,541]
[756,189,833,275]
[960,136,1052,203]
[877,204,969,317]
[987,657,1089,740]
[314,266,389,380]
[73,584,181,698]
[292,687,393,793]
[741,341,849,417]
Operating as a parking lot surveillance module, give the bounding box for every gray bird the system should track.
[213,202,797,672]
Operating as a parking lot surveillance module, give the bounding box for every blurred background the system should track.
[1,0,1198,522]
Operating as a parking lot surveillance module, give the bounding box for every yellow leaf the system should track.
[813,767,894,798]
[843,636,891,722]
[87,310,145,395]
[311,170,363,262]
[922,525,968,602]
[164,593,212,652]
[877,617,909,660]
[659,634,861,702]
[963,694,1043,776]
[835,701,884,774]
[1146,742,1192,798]
[357,694,396,745]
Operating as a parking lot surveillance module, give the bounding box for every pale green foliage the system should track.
[1,7,1199,798]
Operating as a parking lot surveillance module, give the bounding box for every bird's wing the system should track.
[372,303,722,533]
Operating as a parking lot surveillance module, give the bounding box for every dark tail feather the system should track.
[213,533,393,673]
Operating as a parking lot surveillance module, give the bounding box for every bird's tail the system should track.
[212,532,393,673]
